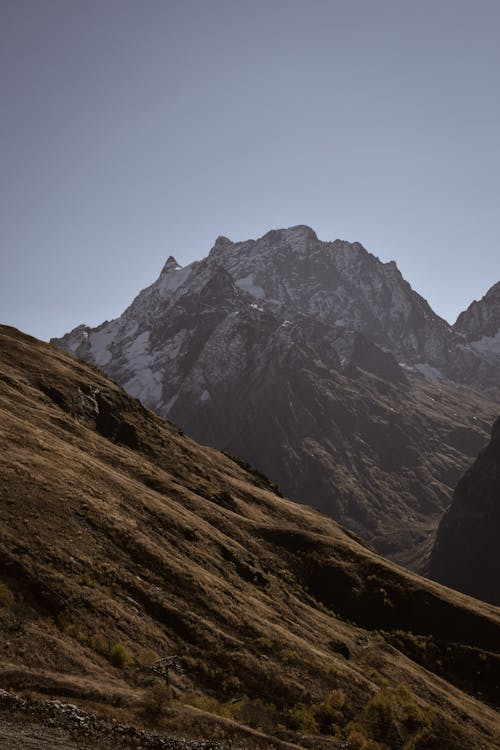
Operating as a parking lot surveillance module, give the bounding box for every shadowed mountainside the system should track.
[1,325,499,749]
[430,416,500,605]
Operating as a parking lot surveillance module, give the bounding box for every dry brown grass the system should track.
[0,324,499,749]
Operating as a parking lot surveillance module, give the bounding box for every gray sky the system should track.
[1,0,499,341]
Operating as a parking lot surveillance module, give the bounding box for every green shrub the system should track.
[278,647,298,664]
[143,683,173,716]
[110,643,133,668]
[223,674,241,694]
[346,728,381,749]
[63,622,87,643]
[182,692,231,718]
[286,703,319,734]
[360,686,433,748]
[77,573,101,589]
[253,636,274,652]
[89,633,109,655]
[0,582,14,609]
[138,648,158,666]
[180,654,215,681]
[315,689,347,731]
[234,696,280,733]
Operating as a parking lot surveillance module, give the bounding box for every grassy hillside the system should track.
[0,325,499,749]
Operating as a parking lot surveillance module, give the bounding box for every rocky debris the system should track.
[0,690,231,750]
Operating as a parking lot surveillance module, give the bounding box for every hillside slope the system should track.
[430,416,500,605]
[51,227,500,564]
[1,325,499,749]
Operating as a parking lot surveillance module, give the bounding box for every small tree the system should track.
[143,684,173,717]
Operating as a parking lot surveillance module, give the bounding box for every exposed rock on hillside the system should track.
[454,281,500,366]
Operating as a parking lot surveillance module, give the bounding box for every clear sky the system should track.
[1,0,499,341]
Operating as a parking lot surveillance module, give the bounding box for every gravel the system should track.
[0,690,233,750]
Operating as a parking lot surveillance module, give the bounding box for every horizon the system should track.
[2,0,500,341]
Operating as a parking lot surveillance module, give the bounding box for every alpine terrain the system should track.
[454,280,500,366]
[430,414,500,605]
[52,227,500,567]
[1,324,499,749]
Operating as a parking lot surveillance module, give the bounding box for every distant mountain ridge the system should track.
[55,226,500,394]
[52,226,500,564]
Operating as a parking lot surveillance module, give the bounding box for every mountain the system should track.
[1,324,499,749]
[430,416,500,605]
[52,227,500,565]
[54,226,500,389]
[454,281,500,365]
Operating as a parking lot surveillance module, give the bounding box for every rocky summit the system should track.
[52,226,500,567]
[54,226,500,392]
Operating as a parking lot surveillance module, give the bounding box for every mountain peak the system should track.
[484,279,500,297]
[160,255,182,275]
[454,279,500,345]
[262,224,318,246]
[210,235,233,254]
[282,224,318,239]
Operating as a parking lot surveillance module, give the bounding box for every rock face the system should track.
[430,417,500,605]
[53,226,500,398]
[454,281,500,367]
[52,226,500,563]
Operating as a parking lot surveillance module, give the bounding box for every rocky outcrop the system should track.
[0,690,226,750]
[454,282,500,369]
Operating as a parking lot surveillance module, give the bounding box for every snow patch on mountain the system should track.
[470,330,500,356]
[88,324,118,366]
[235,273,265,298]
[158,263,193,297]
[414,363,444,381]
[123,367,163,406]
